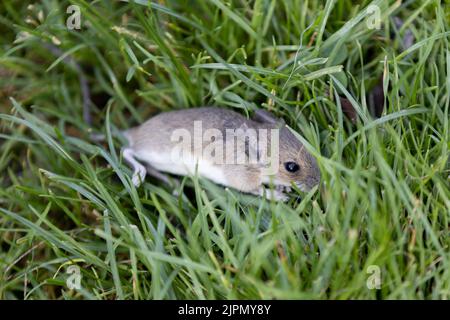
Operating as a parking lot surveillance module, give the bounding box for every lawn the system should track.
[0,0,449,299]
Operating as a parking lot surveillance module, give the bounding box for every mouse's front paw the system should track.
[260,187,289,202]
[270,190,289,202]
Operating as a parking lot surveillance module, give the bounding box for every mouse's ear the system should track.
[252,109,285,127]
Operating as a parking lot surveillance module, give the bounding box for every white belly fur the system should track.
[134,149,228,186]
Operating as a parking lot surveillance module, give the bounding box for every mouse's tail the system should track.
[89,127,131,146]
[121,128,135,147]
[89,132,106,142]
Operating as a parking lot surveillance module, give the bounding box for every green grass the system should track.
[0,0,449,299]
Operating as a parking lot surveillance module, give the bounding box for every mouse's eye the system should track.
[284,161,300,173]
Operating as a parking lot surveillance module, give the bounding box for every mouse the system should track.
[119,107,320,201]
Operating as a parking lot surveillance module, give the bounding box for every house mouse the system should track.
[120,107,320,201]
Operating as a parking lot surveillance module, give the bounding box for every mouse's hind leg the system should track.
[122,147,147,186]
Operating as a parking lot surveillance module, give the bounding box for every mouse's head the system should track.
[252,109,321,191]
[275,126,320,191]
